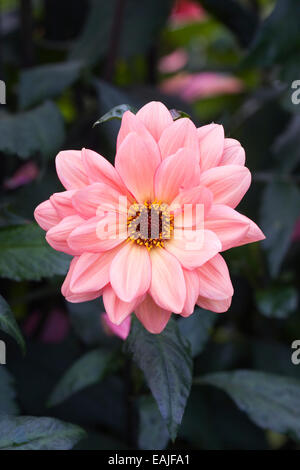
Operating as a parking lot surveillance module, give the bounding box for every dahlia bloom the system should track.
[34,101,264,334]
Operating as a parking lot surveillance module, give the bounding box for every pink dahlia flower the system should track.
[34,101,264,334]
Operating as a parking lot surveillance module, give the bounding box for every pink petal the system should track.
[165,229,221,269]
[150,248,186,313]
[158,118,200,160]
[101,311,131,339]
[34,200,60,231]
[136,101,173,141]
[117,111,161,159]
[4,162,39,189]
[56,150,89,190]
[72,182,128,219]
[236,218,265,247]
[46,215,84,254]
[197,254,233,300]
[219,138,245,166]
[61,257,101,302]
[103,284,137,325]
[50,190,77,218]
[110,242,151,302]
[181,269,200,316]
[81,148,126,193]
[115,131,161,203]
[200,164,251,208]
[197,295,232,313]
[197,123,224,171]
[135,294,171,334]
[172,185,213,228]
[70,249,120,293]
[68,213,127,253]
[204,204,251,251]
[154,148,200,203]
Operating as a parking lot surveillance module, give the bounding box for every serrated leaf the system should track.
[0,223,71,281]
[256,286,298,319]
[260,181,300,277]
[126,317,193,440]
[93,104,137,127]
[177,308,217,358]
[0,368,19,416]
[196,370,300,440]
[0,101,65,159]
[19,61,82,110]
[138,395,169,450]
[0,416,85,450]
[48,348,121,407]
[0,295,25,353]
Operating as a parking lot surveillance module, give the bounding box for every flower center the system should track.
[127,201,174,250]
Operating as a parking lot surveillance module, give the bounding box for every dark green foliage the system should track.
[0,0,299,451]
[0,416,85,450]
[126,318,193,440]
[0,102,65,159]
[0,295,25,353]
[197,371,300,440]
[0,224,70,281]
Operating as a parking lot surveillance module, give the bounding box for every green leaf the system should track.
[0,223,71,281]
[126,317,193,440]
[19,61,82,110]
[0,416,85,450]
[93,104,137,127]
[0,101,65,159]
[177,308,217,358]
[0,368,19,416]
[93,80,138,144]
[245,0,300,67]
[200,0,258,48]
[260,181,300,277]
[196,370,300,440]
[0,295,25,354]
[48,348,120,407]
[70,0,173,64]
[169,109,191,121]
[138,395,169,450]
[256,286,298,319]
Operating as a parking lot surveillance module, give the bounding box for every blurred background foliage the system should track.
[0,0,300,450]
